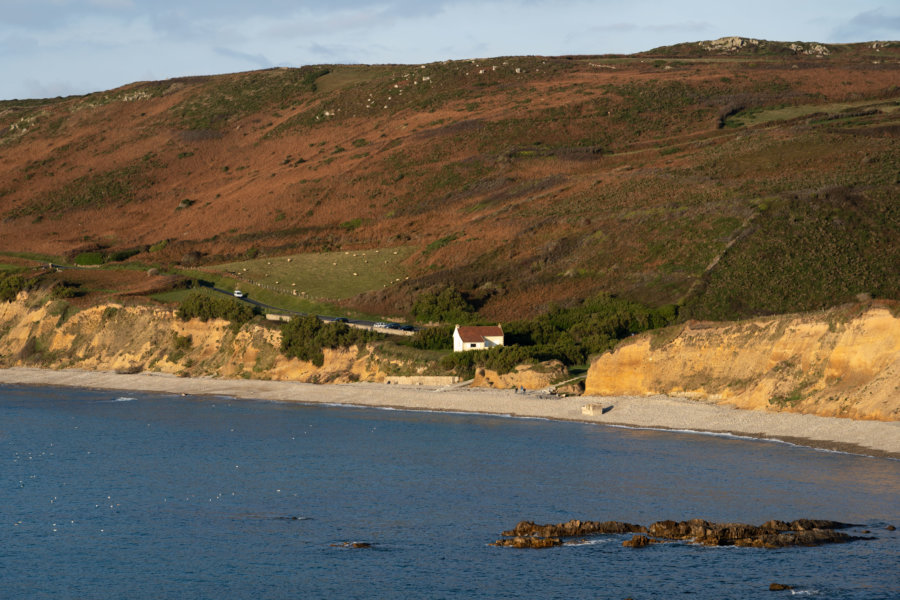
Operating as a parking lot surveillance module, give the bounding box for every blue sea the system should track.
[2,384,898,599]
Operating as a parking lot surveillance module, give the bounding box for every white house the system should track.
[453,324,504,352]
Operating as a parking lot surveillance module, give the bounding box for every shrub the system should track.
[440,345,539,377]
[412,288,476,324]
[504,294,679,365]
[410,324,454,350]
[52,283,82,299]
[0,274,27,302]
[280,316,378,367]
[177,291,257,331]
[172,333,193,350]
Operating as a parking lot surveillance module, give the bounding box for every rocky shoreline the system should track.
[492,518,889,549]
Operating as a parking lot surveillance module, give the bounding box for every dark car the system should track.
[399,324,416,331]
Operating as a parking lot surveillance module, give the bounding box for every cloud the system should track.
[831,7,900,41]
[646,20,713,34]
[21,77,84,100]
[214,47,273,68]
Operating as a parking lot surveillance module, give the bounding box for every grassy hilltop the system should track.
[1,37,898,325]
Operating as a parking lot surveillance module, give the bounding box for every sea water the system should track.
[1,384,898,599]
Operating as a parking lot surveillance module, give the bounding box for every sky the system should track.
[1,0,899,100]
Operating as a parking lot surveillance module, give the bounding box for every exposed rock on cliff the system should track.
[472,360,567,390]
[585,304,900,421]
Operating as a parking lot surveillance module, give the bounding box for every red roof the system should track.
[456,325,503,344]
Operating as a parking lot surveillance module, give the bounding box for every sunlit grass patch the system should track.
[726,98,900,127]
[206,246,415,301]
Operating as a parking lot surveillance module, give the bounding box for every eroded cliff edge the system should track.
[585,304,900,421]
[0,295,388,383]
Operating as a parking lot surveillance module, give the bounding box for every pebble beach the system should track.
[1,367,897,458]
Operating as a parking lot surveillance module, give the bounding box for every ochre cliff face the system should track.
[471,361,567,390]
[585,305,900,421]
[0,296,389,383]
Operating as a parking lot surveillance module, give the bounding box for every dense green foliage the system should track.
[280,316,377,367]
[435,294,678,376]
[0,273,27,302]
[504,294,678,365]
[412,288,476,323]
[684,189,900,320]
[410,324,455,350]
[176,291,257,330]
[440,344,538,377]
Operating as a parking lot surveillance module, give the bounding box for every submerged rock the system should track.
[622,535,652,548]
[491,536,563,549]
[769,583,793,591]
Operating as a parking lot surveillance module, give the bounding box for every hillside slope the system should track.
[585,302,900,421]
[1,38,898,321]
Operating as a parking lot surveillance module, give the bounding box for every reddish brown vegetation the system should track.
[1,40,897,319]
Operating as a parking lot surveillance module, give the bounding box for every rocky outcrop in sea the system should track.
[492,518,867,549]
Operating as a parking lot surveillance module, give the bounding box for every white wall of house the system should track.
[452,326,504,352]
[452,328,474,352]
[482,335,503,348]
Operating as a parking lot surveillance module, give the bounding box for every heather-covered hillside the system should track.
[1,39,898,321]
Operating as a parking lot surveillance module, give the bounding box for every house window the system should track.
[469,343,477,348]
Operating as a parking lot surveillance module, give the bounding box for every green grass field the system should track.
[206,246,415,301]
[727,98,900,127]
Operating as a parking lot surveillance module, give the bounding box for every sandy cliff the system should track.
[585,304,900,421]
[0,294,388,383]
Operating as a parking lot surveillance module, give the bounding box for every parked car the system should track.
[374,322,388,328]
[233,290,244,298]
[399,324,416,331]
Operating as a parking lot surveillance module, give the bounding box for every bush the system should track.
[280,316,378,367]
[410,324,454,350]
[176,291,257,331]
[172,333,193,350]
[505,294,679,365]
[51,281,84,299]
[440,345,539,377]
[412,288,476,324]
[0,274,27,302]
